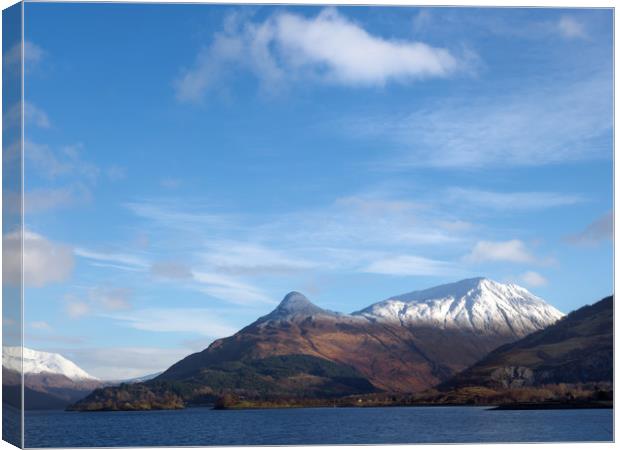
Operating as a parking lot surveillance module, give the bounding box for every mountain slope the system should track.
[69,354,377,411]
[443,295,612,389]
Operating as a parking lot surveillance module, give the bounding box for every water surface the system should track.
[25,406,613,447]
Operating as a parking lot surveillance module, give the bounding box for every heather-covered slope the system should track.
[69,354,377,411]
[443,296,613,389]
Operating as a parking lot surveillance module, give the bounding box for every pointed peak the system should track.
[275,291,324,316]
[280,291,312,308]
[258,292,340,323]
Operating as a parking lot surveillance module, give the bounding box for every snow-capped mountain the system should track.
[3,346,98,381]
[354,277,564,338]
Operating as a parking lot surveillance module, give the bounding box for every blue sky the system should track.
[18,4,612,379]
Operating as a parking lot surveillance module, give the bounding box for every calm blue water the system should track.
[25,406,613,447]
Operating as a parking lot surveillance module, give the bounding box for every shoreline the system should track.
[50,400,615,413]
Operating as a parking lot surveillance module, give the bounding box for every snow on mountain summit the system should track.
[354,277,564,338]
[3,346,98,381]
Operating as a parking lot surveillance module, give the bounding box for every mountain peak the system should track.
[259,292,339,322]
[280,291,313,309]
[275,291,327,316]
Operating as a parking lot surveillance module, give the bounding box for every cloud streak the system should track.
[346,73,611,169]
[445,188,586,211]
[104,308,239,338]
[362,254,459,277]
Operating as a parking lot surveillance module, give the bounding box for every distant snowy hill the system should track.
[3,347,102,410]
[117,371,163,384]
[3,346,98,381]
[355,277,564,337]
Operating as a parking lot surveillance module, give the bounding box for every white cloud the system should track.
[175,8,462,102]
[272,8,459,85]
[566,211,613,246]
[519,271,548,287]
[3,230,75,287]
[557,15,587,39]
[465,239,535,264]
[362,254,457,276]
[445,188,586,211]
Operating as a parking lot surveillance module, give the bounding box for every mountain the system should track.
[2,347,102,410]
[443,295,612,389]
[355,277,564,338]
[70,278,564,411]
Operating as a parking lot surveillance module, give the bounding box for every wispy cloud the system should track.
[65,295,90,318]
[4,41,44,72]
[362,254,459,276]
[445,188,586,211]
[74,247,149,271]
[124,200,232,232]
[192,271,274,305]
[64,287,132,320]
[199,241,316,275]
[4,101,51,130]
[175,8,465,102]
[346,73,611,169]
[566,211,612,246]
[104,307,239,337]
[25,141,100,181]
